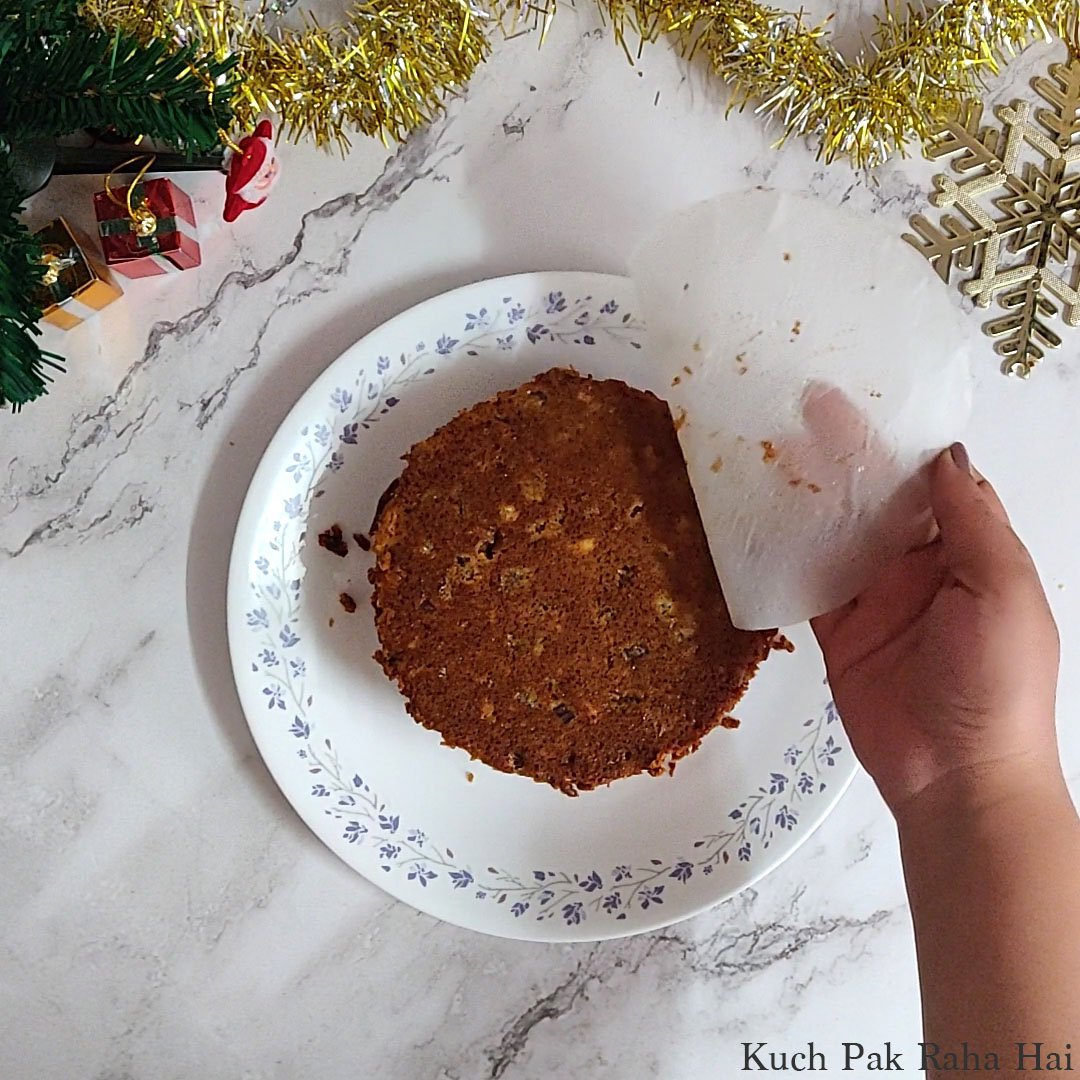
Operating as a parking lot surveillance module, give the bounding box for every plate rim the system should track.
[225,270,858,941]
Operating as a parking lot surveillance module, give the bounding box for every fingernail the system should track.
[949,441,970,473]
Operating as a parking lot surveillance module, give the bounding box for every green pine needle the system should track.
[0,154,63,409]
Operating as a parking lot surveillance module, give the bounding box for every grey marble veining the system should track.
[3,11,1079,1078]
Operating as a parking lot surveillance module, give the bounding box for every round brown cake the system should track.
[368,368,774,795]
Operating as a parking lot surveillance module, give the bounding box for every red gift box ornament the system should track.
[93,155,201,279]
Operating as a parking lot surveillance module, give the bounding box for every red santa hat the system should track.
[223,120,274,222]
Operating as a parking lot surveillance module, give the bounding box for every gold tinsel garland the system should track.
[84,0,492,147]
[84,0,1073,166]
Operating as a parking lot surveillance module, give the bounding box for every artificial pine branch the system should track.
[0,0,236,409]
[0,154,63,408]
[0,0,234,148]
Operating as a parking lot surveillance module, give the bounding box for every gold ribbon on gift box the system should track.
[38,246,78,288]
[103,154,160,238]
[32,219,124,332]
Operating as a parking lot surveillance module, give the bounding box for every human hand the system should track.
[811,445,1061,818]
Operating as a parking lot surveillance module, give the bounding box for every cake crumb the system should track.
[318,524,349,558]
[328,617,335,628]
[710,456,723,473]
[339,592,357,613]
[869,390,882,398]
[789,478,802,487]
[519,471,546,503]
[791,320,802,337]
[761,440,778,463]
[770,633,795,653]
[353,532,371,551]
[682,365,693,375]
[807,482,822,494]
[671,375,681,387]
[720,715,741,729]
[783,252,791,262]
[692,340,702,353]
[466,771,474,783]
[673,407,688,432]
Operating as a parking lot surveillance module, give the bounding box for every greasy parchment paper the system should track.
[631,190,973,629]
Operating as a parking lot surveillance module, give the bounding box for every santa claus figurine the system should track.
[222,120,280,222]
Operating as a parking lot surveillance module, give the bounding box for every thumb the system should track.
[929,443,1027,593]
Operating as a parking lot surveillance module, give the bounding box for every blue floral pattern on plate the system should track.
[235,275,852,934]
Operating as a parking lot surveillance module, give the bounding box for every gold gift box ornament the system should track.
[32,218,123,331]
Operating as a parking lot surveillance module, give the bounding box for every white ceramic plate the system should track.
[227,272,856,941]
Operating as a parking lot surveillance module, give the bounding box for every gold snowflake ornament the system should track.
[905,52,1080,377]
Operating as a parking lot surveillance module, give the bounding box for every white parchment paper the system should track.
[631,190,974,629]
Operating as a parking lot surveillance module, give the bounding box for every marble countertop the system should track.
[4,14,1079,1078]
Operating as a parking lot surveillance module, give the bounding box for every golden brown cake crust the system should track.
[368,368,773,795]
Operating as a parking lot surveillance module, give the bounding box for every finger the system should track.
[950,454,1010,524]
[801,383,867,438]
[811,597,857,647]
[800,383,872,460]
[866,540,944,614]
[929,444,1029,592]
[813,542,943,657]
[975,474,1010,524]
[912,509,939,549]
